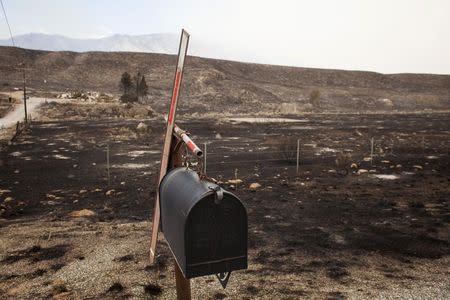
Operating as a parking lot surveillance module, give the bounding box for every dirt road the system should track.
[0,98,65,128]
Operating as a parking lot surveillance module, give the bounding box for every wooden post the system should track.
[370,138,373,165]
[391,139,394,155]
[370,137,374,166]
[174,260,191,300]
[204,142,207,175]
[296,138,300,175]
[106,144,110,186]
[422,136,425,154]
[149,29,189,265]
[148,29,191,300]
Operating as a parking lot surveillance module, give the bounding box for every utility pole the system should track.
[22,67,28,123]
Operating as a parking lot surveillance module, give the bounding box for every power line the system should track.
[0,0,15,47]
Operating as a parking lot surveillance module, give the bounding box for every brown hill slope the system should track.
[1,46,449,114]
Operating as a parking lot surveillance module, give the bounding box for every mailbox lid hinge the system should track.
[209,185,223,204]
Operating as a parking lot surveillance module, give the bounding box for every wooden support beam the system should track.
[174,260,191,300]
[149,29,189,264]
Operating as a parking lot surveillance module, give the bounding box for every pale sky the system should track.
[1,0,449,74]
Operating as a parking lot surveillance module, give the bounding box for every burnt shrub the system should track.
[120,94,138,103]
[108,282,124,293]
[409,200,425,209]
[144,284,162,296]
[277,136,298,163]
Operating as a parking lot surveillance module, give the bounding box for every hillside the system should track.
[1,46,449,114]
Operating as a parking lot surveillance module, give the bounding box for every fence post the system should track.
[204,142,207,175]
[391,139,394,155]
[106,144,110,186]
[296,138,300,175]
[370,137,374,166]
[422,136,425,154]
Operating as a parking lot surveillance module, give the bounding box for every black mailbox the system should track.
[160,167,247,279]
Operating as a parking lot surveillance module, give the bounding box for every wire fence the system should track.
[178,134,449,182]
[74,132,449,186]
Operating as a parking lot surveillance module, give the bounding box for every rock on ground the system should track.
[136,122,148,132]
[69,209,96,218]
[249,182,262,191]
[227,179,243,185]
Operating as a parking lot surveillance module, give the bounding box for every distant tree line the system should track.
[119,71,148,102]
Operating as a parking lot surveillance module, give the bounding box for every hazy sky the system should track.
[1,0,449,74]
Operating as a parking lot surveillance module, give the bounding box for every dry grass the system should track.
[2,47,450,115]
[36,101,156,121]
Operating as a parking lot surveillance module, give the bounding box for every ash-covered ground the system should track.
[0,109,449,299]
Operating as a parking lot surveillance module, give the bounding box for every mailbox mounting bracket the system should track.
[216,271,232,289]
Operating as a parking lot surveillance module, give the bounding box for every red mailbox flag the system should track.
[149,29,190,264]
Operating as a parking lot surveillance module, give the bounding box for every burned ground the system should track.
[0,112,449,299]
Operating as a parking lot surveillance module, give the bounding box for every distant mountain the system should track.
[0,33,183,54]
[0,32,230,61]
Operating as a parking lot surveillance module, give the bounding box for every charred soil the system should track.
[0,112,449,298]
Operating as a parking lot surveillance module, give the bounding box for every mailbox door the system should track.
[185,192,247,278]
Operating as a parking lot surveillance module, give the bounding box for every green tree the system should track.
[133,72,142,100]
[139,75,149,100]
[120,72,148,102]
[119,72,133,95]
